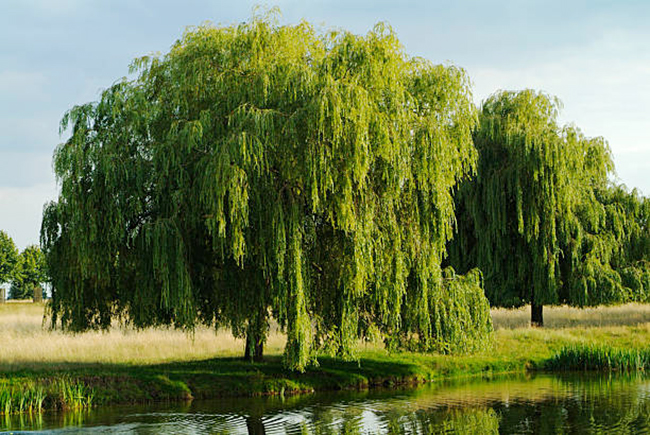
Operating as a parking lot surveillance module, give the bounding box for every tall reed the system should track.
[57,379,94,409]
[0,385,45,415]
[546,344,650,372]
[0,378,93,415]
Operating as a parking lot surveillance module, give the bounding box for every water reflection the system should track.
[2,373,650,434]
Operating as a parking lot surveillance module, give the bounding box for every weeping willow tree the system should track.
[448,90,618,326]
[42,13,492,370]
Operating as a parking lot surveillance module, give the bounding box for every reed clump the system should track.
[0,378,94,415]
[547,344,650,372]
[0,384,45,415]
[56,378,94,410]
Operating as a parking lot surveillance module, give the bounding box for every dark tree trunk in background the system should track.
[33,285,43,303]
[0,288,5,304]
[531,303,544,327]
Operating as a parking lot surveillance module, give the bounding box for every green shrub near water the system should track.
[546,344,650,372]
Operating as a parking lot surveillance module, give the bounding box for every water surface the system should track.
[3,373,650,434]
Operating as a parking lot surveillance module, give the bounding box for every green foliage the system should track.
[433,269,494,354]
[449,90,621,312]
[8,283,31,301]
[4,318,650,412]
[389,268,493,354]
[42,13,491,370]
[0,231,18,287]
[10,245,47,300]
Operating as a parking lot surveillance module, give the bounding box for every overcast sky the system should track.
[1,0,649,249]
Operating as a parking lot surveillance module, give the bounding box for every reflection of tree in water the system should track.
[254,403,498,434]
[495,378,650,434]
[257,377,650,434]
[245,414,266,434]
[385,407,499,434]
[296,393,650,434]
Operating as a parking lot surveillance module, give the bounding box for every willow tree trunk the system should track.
[244,334,264,362]
[0,288,5,304]
[531,303,544,327]
[244,306,267,362]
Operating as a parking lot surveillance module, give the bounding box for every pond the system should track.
[2,373,650,434]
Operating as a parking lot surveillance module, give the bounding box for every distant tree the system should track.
[0,231,18,291]
[8,281,32,300]
[448,90,616,326]
[10,245,47,300]
[42,14,492,370]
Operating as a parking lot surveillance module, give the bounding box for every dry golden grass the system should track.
[0,302,286,370]
[490,303,650,330]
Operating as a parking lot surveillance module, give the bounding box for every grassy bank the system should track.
[1,302,649,413]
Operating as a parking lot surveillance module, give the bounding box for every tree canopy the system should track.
[10,245,47,300]
[448,90,620,325]
[42,14,492,370]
